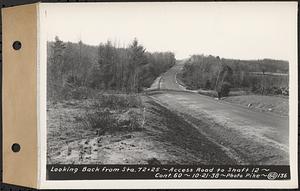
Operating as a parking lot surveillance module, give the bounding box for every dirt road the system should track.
[159,62,186,90]
[148,61,289,165]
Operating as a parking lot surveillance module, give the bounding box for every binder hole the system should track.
[12,41,22,50]
[11,143,21,152]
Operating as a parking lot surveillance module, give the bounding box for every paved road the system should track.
[149,61,289,165]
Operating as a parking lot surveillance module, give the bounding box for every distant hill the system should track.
[189,55,289,74]
[181,54,289,96]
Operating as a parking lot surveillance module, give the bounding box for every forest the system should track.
[179,55,289,97]
[47,37,176,101]
[47,37,176,163]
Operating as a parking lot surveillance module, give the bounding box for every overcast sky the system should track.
[42,2,297,60]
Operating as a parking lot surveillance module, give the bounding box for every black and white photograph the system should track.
[42,2,297,184]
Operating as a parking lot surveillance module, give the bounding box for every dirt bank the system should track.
[47,96,236,165]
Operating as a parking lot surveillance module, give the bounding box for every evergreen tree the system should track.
[48,36,66,99]
[98,41,115,89]
[128,38,148,92]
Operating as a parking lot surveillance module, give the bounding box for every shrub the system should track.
[82,108,142,134]
[117,110,141,131]
[95,94,142,110]
[54,86,98,100]
[82,94,143,134]
[204,80,211,90]
[82,109,117,134]
[220,82,231,97]
[68,87,89,99]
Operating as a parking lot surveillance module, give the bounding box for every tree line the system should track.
[47,37,175,100]
[180,55,289,96]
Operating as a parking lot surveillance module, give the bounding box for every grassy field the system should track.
[224,95,289,116]
[195,90,289,116]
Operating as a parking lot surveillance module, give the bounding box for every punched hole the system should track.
[12,41,22,50]
[11,143,21,152]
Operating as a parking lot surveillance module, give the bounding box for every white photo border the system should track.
[37,2,298,189]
